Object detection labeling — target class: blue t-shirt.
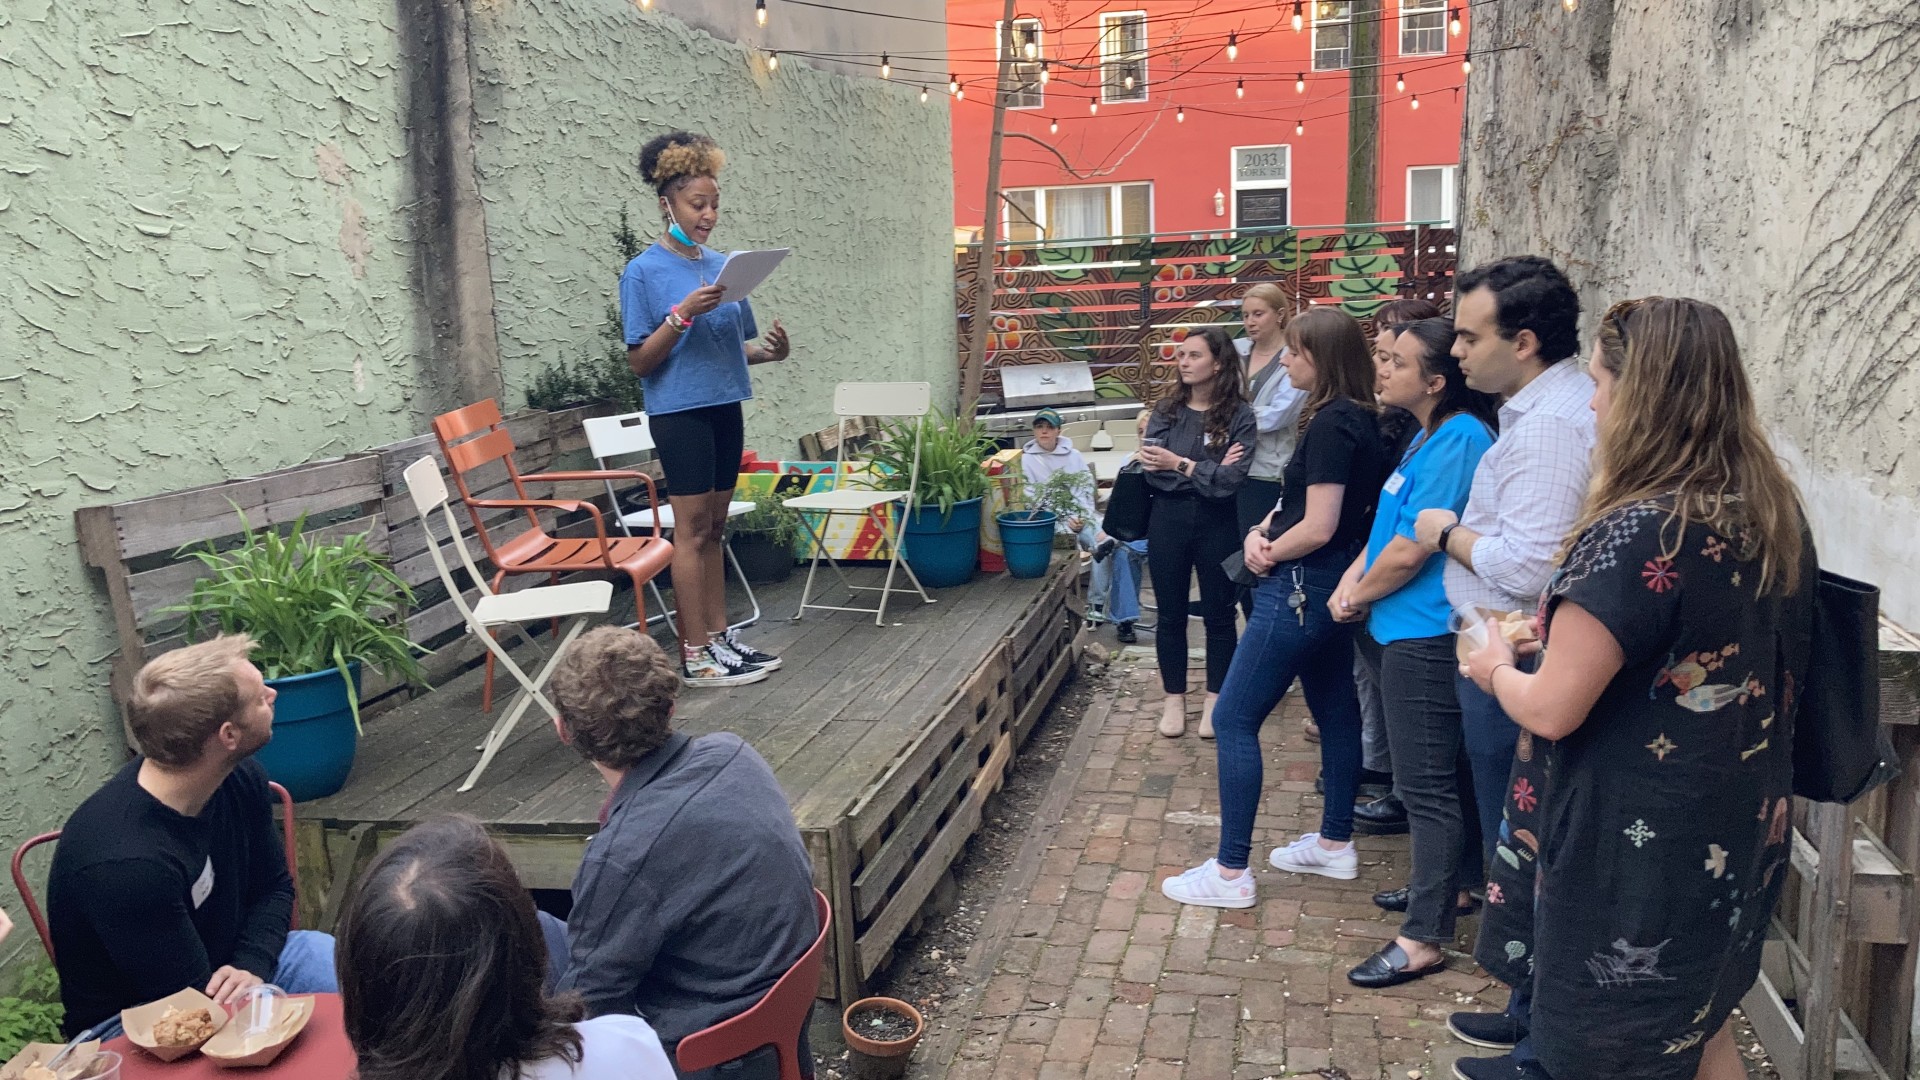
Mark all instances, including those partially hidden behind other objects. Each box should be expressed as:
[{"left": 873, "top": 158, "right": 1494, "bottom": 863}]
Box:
[
  {"left": 619, "top": 243, "right": 758, "bottom": 416},
  {"left": 1363, "top": 412, "right": 1495, "bottom": 644}
]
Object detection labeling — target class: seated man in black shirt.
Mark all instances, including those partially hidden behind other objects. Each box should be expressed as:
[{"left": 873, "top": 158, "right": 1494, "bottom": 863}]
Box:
[
  {"left": 541, "top": 627, "right": 819, "bottom": 1079},
  {"left": 48, "top": 634, "right": 338, "bottom": 1039}
]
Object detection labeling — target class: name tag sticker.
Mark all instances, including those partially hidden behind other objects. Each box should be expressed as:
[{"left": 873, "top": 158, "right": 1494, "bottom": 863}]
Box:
[
  {"left": 1383, "top": 472, "right": 1407, "bottom": 495},
  {"left": 191, "top": 857, "right": 214, "bottom": 909}
]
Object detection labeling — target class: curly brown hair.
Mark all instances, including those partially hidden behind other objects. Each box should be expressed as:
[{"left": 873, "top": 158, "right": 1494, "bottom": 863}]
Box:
[
  {"left": 637, "top": 130, "right": 726, "bottom": 196},
  {"left": 549, "top": 627, "right": 680, "bottom": 768}
]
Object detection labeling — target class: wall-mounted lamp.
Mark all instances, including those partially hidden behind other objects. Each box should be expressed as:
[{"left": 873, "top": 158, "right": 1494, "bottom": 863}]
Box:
[{"left": 1213, "top": 189, "right": 1226, "bottom": 217}]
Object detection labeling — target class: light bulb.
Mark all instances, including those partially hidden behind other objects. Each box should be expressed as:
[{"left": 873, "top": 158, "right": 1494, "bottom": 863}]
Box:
[
  {"left": 1124, "top": 73, "right": 1134, "bottom": 90},
  {"left": 638, "top": 0, "right": 651, "bottom": 8},
  {"left": 1395, "top": 72, "right": 1405, "bottom": 93},
  {"left": 1236, "top": 79, "right": 1245, "bottom": 100},
  {"left": 1411, "top": 93, "right": 1420, "bottom": 110},
  {"left": 956, "top": 85, "right": 964, "bottom": 100},
  {"left": 1295, "top": 72, "right": 1305, "bottom": 93},
  {"left": 1562, "top": 0, "right": 1577, "bottom": 10},
  {"left": 1449, "top": 6, "right": 1462, "bottom": 35},
  {"left": 1049, "top": 118, "right": 1058, "bottom": 134},
  {"left": 1176, "top": 105, "right": 1185, "bottom": 122},
  {"left": 1089, "top": 100, "right": 1098, "bottom": 115},
  {"left": 1295, "top": 120, "right": 1305, "bottom": 135},
  {"left": 1292, "top": 2, "right": 1303, "bottom": 32},
  {"left": 1023, "top": 39, "right": 1037, "bottom": 60},
  {"left": 881, "top": 54, "right": 890, "bottom": 79},
  {"left": 920, "top": 85, "right": 928, "bottom": 103},
  {"left": 1039, "top": 60, "right": 1049, "bottom": 84},
  {"left": 1226, "top": 32, "right": 1238, "bottom": 61},
  {"left": 1461, "top": 58, "right": 1471, "bottom": 74},
  {"left": 755, "top": 0, "right": 767, "bottom": 27},
  {"left": 949, "top": 74, "right": 959, "bottom": 94},
  {"left": 766, "top": 51, "right": 778, "bottom": 71}
]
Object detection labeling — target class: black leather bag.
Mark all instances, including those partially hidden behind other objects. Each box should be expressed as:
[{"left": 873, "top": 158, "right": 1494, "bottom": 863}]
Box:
[
  {"left": 1792, "top": 569, "right": 1899, "bottom": 803},
  {"left": 1101, "top": 461, "right": 1153, "bottom": 542}
]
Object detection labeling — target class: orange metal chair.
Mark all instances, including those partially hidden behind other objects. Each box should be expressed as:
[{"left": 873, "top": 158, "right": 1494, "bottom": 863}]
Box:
[
  {"left": 430, "top": 400, "right": 674, "bottom": 712},
  {"left": 12, "top": 781, "right": 300, "bottom": 962},
  {"left": 675, "top": 889, "right": 832, "bottom": 1080}
]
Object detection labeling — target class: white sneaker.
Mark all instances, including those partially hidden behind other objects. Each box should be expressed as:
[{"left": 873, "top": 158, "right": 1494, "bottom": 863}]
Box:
[
  {"left": 1160, "top": 859, "right": 1257, "bottom": 909},
  {"left": 1268, "top": 833, "right": 1359, "bottom": 880}
]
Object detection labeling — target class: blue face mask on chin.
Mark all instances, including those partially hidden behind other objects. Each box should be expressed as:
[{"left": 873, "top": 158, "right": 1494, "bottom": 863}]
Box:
[{"left": 668, "top": 220, "right": 694, "bottom": 247}]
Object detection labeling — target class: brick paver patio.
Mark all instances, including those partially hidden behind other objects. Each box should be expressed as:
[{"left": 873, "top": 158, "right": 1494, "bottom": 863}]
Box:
[{"left": 935, "top": 650, "right": 1510, "bottom": 1080}]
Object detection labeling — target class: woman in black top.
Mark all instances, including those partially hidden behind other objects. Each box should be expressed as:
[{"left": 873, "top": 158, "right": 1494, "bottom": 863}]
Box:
[
  {"left": 1136, "top": 327, "right": 1257, "bottom": 739},
  {"left": 1160, "top": 309, "right": 1392, "bottom": 910}
]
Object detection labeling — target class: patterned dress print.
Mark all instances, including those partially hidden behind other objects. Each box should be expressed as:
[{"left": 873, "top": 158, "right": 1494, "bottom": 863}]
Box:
[{"left": 1524, "top": 500, "right": 1814, "bottom": 1079}]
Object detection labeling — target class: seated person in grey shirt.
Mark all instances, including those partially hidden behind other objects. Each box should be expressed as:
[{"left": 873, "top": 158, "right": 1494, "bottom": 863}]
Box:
[{"left": 541, "top": 626, "right": 819, "bottom": 1079}]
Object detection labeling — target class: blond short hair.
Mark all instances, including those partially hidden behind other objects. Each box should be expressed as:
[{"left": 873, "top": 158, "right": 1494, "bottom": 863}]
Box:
[
  {"left": 549, "top": 628, "right": 680, "bottom": 769},
  {"left": 128, "top": 634, "right": 257, "bottom": 767}
]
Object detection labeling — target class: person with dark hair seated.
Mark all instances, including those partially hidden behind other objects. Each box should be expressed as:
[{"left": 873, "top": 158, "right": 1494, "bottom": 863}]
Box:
[
  {"left": 544, "top": 626, "right": 819, "bottom": 1080},
  {"left": 337, "top": 814, "right": 675, "bottom": 1080}
]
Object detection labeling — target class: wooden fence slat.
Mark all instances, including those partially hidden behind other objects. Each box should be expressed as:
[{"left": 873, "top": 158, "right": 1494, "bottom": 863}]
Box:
[{"left": 126, "top": 513, "right": 389, "bottom": 631}]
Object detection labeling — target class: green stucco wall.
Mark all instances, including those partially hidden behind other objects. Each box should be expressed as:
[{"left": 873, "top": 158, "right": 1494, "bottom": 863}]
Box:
[
  {"left": 466, "top": 0, "right": 959, "bottom": 449},
  {"left": 0, "top": 0, "right": 953, "bottom": 966}
]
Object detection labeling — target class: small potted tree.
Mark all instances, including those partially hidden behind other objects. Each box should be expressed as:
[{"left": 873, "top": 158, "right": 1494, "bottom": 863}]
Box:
[
  {"left": 168, "top": 511, "right": 425, "bottom": 801},
  {"left": 995, "top": 468, "right": 1093, "bottom": 579},
  {"left": 728, "top": 493, "right": 802, "bottom": 585},
  {"left": 870, "top": 409, "right": 997, "bottom": 588},
  {"left": 841, "top": 996, "right": 924, "bottom": 1080}
]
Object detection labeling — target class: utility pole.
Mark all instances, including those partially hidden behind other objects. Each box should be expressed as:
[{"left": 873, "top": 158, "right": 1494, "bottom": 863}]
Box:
[
  {"left": 1344, "top": 0, "right": 1380, "bottom": 223},
  {"left": 959, "top": 0, "right": 1019, "bottom": 416}
]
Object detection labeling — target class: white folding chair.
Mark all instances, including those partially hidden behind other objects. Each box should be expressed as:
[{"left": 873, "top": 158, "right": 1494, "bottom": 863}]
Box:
[
  {"left": 401, "top": 457, "right": 615, "bottom": 792},
  {"left": 786, "top": 382, "right": 936, "bottom": 626},
  {"left": 579, "top": 412, "right": 761, "bottom": 634}
]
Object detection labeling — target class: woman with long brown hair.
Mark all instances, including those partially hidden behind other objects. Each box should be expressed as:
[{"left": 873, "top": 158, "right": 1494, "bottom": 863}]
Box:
[
  {"left": 1136, "top": 325, "right": 1257, "bottom": 738},
  {"left": 337, "top": 815, "right": 675, "bottom": 1080},
  {"left": 1461, "top": 297, "right": 1813, "bottom": 1080},
  {"left": 1161, "top": 308, "right": 1394, "bottom": 908}
]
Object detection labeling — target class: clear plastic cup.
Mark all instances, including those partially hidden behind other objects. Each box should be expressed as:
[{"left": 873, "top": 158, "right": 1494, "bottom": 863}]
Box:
[
  {"left": 1450, "top": 603, "right": 1494, "bottom": 663},
  {"left": 238, "top": 984, "right": 289, "bottom": 1037},
  {"left": 1140, "top": 436, "right": 1165, "bottom": 449},
  {"left": 72, "top": 1050, "right": 121, "bottom": 1080}
]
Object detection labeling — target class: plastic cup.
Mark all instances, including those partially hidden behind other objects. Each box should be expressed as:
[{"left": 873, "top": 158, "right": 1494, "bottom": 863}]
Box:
[
  {"left": 1141, "top": 436, "right": 1165, "bottom": 449},
  {"left": 74, "top": 1051, "right": 121, "bottom": 1080},
  {"left": 1450, "top": 603, "right": 1496, "bottom": 665},
  {"left": 239, "top": 984, "right": 289, "bottom": 1036}
]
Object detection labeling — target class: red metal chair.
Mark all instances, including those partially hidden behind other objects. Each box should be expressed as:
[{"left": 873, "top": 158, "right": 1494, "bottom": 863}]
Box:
[
  {"left": 430, "top": 400, "right": 674, "bottom": 712},
  {"left": 11, "top": 781, "right": 300, "bottom": 961},
  {"left": 675, "top": 889, "right": 832, "bottom": 1080}
]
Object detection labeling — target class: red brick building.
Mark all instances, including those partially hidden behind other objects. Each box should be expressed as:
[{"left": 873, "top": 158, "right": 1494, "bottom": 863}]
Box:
[{"left": 945, "top": 1, "right": 1469, "bottom": 239}]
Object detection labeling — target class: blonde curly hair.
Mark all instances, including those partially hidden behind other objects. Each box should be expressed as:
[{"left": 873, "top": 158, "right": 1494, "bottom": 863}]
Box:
[{"left": 637, "top": 131, "right": 725, "bottom": 195}]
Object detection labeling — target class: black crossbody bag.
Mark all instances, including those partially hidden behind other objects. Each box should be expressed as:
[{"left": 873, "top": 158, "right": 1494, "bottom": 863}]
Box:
[{"left": 1791, "top": 569, "right": 1899, "bottom": 803}]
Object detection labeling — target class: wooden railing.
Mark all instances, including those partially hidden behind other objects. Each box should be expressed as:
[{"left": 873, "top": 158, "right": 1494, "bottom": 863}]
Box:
[{"left": 955, "top": 223, "right": 1458, "bottom": 403}]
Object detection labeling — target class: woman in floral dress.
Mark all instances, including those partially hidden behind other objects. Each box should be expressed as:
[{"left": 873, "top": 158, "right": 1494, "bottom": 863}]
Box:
[{"left": 1463, "top": 297, "right": 1816, "bottom": 1080}]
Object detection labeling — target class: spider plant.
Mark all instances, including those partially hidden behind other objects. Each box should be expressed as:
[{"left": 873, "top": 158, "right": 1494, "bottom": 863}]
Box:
[
  {"left": 166, "top": 509, "right": 426, "bottom": 733},
  {"left": 869, "top": 408, "right": 999, "bottom": 521}
]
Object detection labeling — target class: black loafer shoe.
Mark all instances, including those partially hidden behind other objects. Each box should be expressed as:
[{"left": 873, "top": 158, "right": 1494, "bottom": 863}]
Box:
[
  {"left": 1374, "top": 887, "right": 1482, "bottom": 916},
  {"left": 1115, "top": 621, "right": 1137, "bottom": 644},
  {"left": 1352, "top": 793, "right": 1410, "bottom": 835},
  {"left": 1452, "top": 1053, "right": 1551, "bottom": 1080},
  {"left": 1347, "top": 942, "right": 1445, "bottom": 988},
  {"left": 1093, "top": 538, "right": 1117, "bottom": 562},
  {"left": 1447, "top": 1011, "right": 1528, "bottom": 1050}
]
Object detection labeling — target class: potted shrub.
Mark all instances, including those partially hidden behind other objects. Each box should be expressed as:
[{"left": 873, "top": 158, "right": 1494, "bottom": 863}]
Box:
[
  {"left": 728, "top": 493, "right": 801, "bottom": 585},
  {"left": 870, "top": 408, "right": 997, "bottom": 588},
  {"left": 841, "top": 996, "right": 924, "bottom": 1080},
  {"left": 168, "top": 511, "right": 425, "bottom": 801},
  {"left": 995, "top": 469, "right": 1089, "bottom": 579}
]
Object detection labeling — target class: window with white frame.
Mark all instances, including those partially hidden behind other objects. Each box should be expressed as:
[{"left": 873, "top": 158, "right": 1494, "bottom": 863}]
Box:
[
  {"left": 1407, "top": 165, "right": 1457, "bottom": 226},
  {"left": 1004, "top": 182, "right": 1152, "bottom": 242},
  {"left": 997, "top": 18, "right": 1045, "bottom": 109},
  {"left": 1099, "top": 12, "right": 1148, "bottom": 102},
  {"left": 1399, "top": 0, "right": 1447, "bottom": 55},
  {"left": 1312, "top": 2, "right": 1352, "bottom": 71}
]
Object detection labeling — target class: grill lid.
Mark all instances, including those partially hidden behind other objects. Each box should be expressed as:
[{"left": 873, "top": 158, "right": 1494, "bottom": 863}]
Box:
[{"left": 999, "top": 362, "right": 1097, "bottom": 409}]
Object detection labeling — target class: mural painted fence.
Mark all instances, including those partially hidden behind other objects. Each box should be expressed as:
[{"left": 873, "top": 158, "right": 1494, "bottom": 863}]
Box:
[{"left": 955, "top": 223, "right": 1458, "bottom": 403}]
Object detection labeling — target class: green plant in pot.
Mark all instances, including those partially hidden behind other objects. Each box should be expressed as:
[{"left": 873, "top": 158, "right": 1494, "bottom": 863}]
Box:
[
  {"left": 869, "top": 409, "right": 998, "bottom": 588},
  {"left": 996, "top": 464, "right": 1091, "bottom": 578},
  {"left": 729, "top": 492, "right": 803, "bottom": 585},
  {"left": 167, "top": 510, "right": 425, "bottom": 801}
]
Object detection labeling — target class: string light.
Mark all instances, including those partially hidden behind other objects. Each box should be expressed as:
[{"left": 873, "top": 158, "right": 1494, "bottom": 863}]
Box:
[
  {"left": 956, "top": 83, "right": 964, "bottom": 100},
  {"left": 1226, "top": 32, "right": 1238, "bottom": 61},
  {"left": 1295, "top": 119, "right": 1305, "bottom": 135},
  {"left": 1049, "top": 117, "right": 1058, "bottom": 134},
  {"left": 1292, "top": 2, "right": 1304, "bottom": 32},
  {"left": 1176, "top": 104, "right": 1185, "bottom": 122},
  {"left": 1089, "top": 100, "right": 1098, "bottom": 115},
  {"left": 880, "top": 53, "right": 890, "bottom": 79},
  {"left": 920, "top": 85, "right": 928, "bottom": 103},
  {"left": 1236, "top": 79, "right": 1245, "bottom": 99},
  {"left": 1395, "top": 72, "right": 1405, "bottom": 92},
  {"left": 1562, "top": 0, "right": 1577, "bottom": 9},
  {"left": 949, "top": 73, "right": 959, "bottom": 95},
  {"left": 766, "top": 50, "right": 778, "bottom": 71},
  {"left": 1449, "top": 6, "right": 1462, "bottom": 35},
  {"left": 1410, "top": 93, "right": 1420, "bottom": 110},
  {"left": 1295, "top": 72, "right": 1305, "bottom": 93},
  {"left": 1461, "top": 58, "right": 1471, "bottom": 74},
  {"left": 1022, "top": 38, "right": 1037, "bottom": 60},
  {"left": 637, "top": 0, "right": 651, "bottom": 8},
  {"left": 1124, "top": 73, "right": 1135, "bottom": 90},
  {"left": 755, "top": 0, "right": 766, "bottom": 27},
  {"left": 1039, "top": 60, "right": 1049, "bottom": 84}
]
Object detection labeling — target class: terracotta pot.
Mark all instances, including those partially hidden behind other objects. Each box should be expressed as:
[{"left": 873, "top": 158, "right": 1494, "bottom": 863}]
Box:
[{"left": 841, "top": 997, "right": 924, "bottom": 1080}]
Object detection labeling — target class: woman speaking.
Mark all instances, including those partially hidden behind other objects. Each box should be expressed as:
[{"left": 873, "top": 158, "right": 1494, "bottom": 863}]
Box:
[{"left": 622, "top": 131, "right": 790, "bottom": 688}]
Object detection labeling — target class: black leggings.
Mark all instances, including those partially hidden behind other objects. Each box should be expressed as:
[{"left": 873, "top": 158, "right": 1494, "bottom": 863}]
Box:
[
  {"left": 651, "top": 401, "right": 746, "bottom": 497},
  {"left": 1147, "top": 495, "right": 1242, "bottom": 694}
]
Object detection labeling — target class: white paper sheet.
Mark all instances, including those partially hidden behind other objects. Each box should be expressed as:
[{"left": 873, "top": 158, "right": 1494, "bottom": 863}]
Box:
[{"left": 713, "top": 247, "right": 790, "bottom": 300}]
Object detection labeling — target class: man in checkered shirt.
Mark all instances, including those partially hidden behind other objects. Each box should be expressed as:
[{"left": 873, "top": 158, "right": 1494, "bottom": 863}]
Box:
[{"left": 1412, "top": 256, "right": 1594, "bottom": 1080}]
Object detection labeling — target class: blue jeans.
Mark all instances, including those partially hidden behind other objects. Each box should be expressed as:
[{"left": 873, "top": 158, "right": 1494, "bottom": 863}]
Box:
[
  {"left": 1072, "top": 523, "right": 1113, "bottom": 618},
  {"left": 1212, "top": 565, "right": 1364, "bottom": 868},
  {"left": 1106, "top": 540, "right": 1147, "bottom": 623},
  {"left": 78, "top": 931, "right": 338, "bottom": 1042},
  {"left": 1456, "top": 672, "right": 1522, "bottom": 867}
]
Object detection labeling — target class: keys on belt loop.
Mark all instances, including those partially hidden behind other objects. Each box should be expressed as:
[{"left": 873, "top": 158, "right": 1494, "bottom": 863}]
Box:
[{"left": 1287, "top": 566, "right": 1307, "bottom": 625}]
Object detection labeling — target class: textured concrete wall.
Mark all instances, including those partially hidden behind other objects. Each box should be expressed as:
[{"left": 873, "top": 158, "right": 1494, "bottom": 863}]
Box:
[
  {"left": 1460, "top": 0, "right": 1920, "bottom": 629},
  {"left": 467, "top": 0, "right": 958, "bottom": 450}
]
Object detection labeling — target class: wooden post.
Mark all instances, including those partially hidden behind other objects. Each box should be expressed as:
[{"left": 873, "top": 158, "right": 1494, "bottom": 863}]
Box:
[
  {"left": 959, "top": 0, "right": 1020, "bottom": 416},
  {"left": 1344, "top": 0, "right": 1381, "bottom": 224}
]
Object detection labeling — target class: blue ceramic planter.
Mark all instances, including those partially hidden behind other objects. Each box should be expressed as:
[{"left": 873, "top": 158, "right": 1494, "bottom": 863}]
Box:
[
  {"left": 996, "top": 511, "right": 1058, "bottom": 579},
  {"left": 901, "top": 497, "right": 982, "bottom": 589},
  {"left": 256, "top": 664, "right": 362, "bottom": 802}
]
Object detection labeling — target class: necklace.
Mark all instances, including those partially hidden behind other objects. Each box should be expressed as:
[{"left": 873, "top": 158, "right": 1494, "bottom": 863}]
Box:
[{"left": 663, "top": 235, "right": 711, "bottom": 285}]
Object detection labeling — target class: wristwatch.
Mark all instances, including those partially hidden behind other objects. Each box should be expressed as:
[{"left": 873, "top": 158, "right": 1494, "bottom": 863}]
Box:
[{"left": 1437, "top": 523, "right": 1459, "bottom": 556}]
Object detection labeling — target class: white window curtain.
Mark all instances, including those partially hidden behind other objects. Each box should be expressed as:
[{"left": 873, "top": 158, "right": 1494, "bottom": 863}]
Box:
[{"left": 1049, "top": 187, "right": 1110, "bottom": 240}]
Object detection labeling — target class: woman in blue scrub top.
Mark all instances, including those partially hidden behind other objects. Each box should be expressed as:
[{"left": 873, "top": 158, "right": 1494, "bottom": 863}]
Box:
[
  {"left": 623, "top": 131, "right": 790, "bottom": 688},
  {"left": 1329, "top": 318, "right": 1499, "bottom": 989}
]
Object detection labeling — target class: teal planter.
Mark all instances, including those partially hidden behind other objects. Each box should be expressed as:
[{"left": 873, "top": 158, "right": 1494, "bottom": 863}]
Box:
[
  {"left": 257, "top": 664, "right": 362, "bottom": 802},
  {"left": 996, "top": 511, "right": 1058, "bottom": 579},
  {"left": 901, "top": 497, "right": 982, "bottom": 589}
]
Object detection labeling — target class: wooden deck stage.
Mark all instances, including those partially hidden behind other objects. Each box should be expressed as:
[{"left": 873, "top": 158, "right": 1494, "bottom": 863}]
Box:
[{"left": 294, "top": 560, "right": 1080, "bottom": 1002}]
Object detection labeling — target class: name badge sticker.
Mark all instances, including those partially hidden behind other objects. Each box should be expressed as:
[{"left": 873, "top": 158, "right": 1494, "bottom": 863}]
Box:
[
  {"left": 1383, "top": 472, "right": 1407, "bottom": 496},
  {"left": 191, "top": 857, "right": 214, "bottom": 909}
]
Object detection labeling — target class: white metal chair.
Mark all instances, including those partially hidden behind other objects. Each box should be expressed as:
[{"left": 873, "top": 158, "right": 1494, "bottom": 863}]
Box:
[
  {"left": 401, "top": 457, "right": 614, "bottom": 793},
  {"left": 786, "top": 382, "right": 936, "bottom": 626},
  {"left": 580, "top": 411, "right": 761, "bottom": 634}
]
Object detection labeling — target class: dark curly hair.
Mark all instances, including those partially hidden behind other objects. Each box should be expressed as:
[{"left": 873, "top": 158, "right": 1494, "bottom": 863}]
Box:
[
  {"left": 1154, "top": 326, "right": 1249, "bottom": 455},
  {"left": 338, "top": 815, "right": 584, "bottom": 1080},
  {"left": 637, "top": 130, "right": 725, "bottom": 196},
  {"left": 549, "top": 626, "right": 679, "bottom": 769},
  {"left": 1453, "top": 255, "right": 1581, "bottom": 362}
]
